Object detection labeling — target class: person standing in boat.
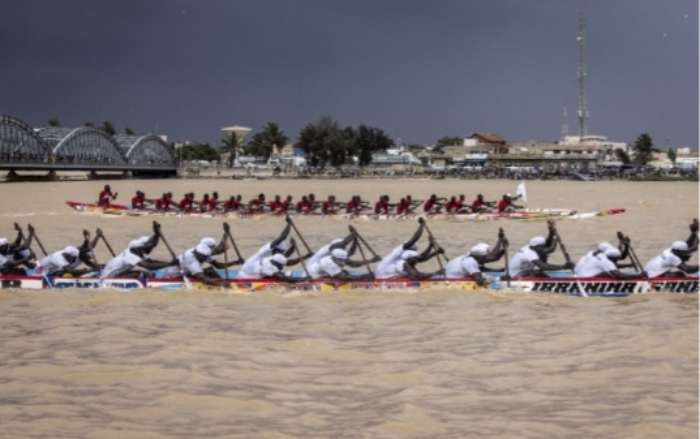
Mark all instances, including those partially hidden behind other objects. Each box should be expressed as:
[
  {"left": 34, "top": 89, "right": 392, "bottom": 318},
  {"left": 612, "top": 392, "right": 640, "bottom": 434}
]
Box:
[
  {"left": 99, "top": 223, "right": 173, "bottom": 278},
  {"left": 375, "top": 219, "right": 445, "bottom": 280}
]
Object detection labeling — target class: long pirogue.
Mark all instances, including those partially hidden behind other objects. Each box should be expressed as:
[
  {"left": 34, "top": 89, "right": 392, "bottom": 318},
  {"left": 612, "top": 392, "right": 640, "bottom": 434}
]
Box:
[
  {"left": 66, "top": 201, "right": 626, "bottom": 222},
  {"left": 2, "top": 273, "right": 697, "bottom": 297}
]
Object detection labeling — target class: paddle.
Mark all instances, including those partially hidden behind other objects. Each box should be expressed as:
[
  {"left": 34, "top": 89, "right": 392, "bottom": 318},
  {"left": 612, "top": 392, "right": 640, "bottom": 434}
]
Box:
[
  {"left": 618, "top": 232, "right": 643, "bottom": 274},
  {"left": 223, "top": 222, "right": 244, "bottom": 261},
  {"left": 549, "top": 220, "right": 572, "bottom": 267},
  {"left": 422, "top": 219, "right": 446, "bottom": 272},
  {"left": 154, "top": 221, "right": 191, "bottom": 289},
  {"left": 352, "top": 226, "right": 380, "bottom": 260},
  {"left": 285, "top": 216, "right": 313, "bottom": 282},
  {"left": 349, "top": 225, "right": 374, "bottom": 277},
  {"left": 500, "top": 227, "right": 510, "bottom": 287},
  {"left": 26, "top": 223, "right": 47, "bottom": 256},
  {"left": 222, "top": 226, "right": 230, "bottom": 281},
  {"left": 96, "top": 228, "right": 116, "bottom": 257}
]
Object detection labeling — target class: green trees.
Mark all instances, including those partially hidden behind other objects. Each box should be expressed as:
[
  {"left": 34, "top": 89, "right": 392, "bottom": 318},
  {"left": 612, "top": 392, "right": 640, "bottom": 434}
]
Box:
[
  {"left": 615, "top": 148, "right": 631, "bottom": 164},
  {"left": 667, "top": 148, "right": 677, "bottom": 166},
  {"left": 434, "top": 136, "right": 463, "bottom": 152},
  {"left": 245, "top": 122, "right": 289, "bottom": 159},
  {"left": 632, "top": 133, "right": 654, "bottom": 165},
  {"left": 125, "top": 127, "right": 135, "bottom": 135},
  {"left": 47, "top": 118, "right": 60, "bottom": 127},
  {"left": 297, "top": 117, "right": 393, "bottom": 167},
  {"left": 178, "top": 144, "right": 220, "bottom": 162},
  {"left": 221, "top": 132, "right": 242, "bottom": 167},
  {"left": 101, "top": 121, "right": 116, "bottom": 136}
]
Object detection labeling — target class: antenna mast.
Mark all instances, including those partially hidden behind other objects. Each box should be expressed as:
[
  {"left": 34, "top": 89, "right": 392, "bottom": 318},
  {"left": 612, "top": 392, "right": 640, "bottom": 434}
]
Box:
[{"left": 577, "top": 11, "right": 588, "bottom": 141}]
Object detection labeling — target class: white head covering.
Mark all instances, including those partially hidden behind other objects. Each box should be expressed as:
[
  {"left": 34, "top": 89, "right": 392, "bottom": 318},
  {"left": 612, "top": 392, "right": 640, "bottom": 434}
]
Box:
[
  {"left": 604, "top": 247, "right": 621, "bottom": 258},
  {"left": 200, "top": 237, "right": 217, "bottom": 248},
  {"left": 0, "top": 238, "right": 7, "bottom": 246},
  {"left": 597, "top": 242, "right": 614, "bottom": 253},
  {"left": 331, "top": 248, "right": 348, "bottom": 260},
  {"left": 128, "top": 236, "right": 151, "bottom": 249},
  {"left": 275, "top": 240, "right": 290, "bottom": 252},
  {"left": 470, "top": 243, "right": 491, "bottom": 256},
  {"left": 401, "top": 250, "right": 419, "bottom": 260},
  {"left": 671, "top": 241, "right": 689, "bottom": 251},
  {"left": 271, "top": 253, "right": 287, "bottom": 265},
  {"left": 195, "top": 243, "right": 212, "bottom": 256},
  {"left": 529, "top": 236, "right": 546, "bottom": 247},
  {"left": 62, "top": 246, "right": 80, "bottom": 257}
]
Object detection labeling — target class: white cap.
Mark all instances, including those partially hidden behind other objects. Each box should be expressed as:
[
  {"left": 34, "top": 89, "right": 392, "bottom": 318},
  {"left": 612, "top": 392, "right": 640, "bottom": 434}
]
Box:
[
  {"left": 470, "top": 243, "right": 491, "bottom": 256},
  {"left": 671, "top": 241, "right": 689, "bottom": 251},
  {"left": 62, "top": 246, "right": 80, "bottom": 257},
  {"left": 604, "top": 247, "right": 621, "bottom": 258},
  {"left": 529, "top": 236, "right": 546, "bottom": 247},
  {"left": 200, "top": 237, "right": 216, "bottom": 248},
  {"left": 195, "top": 243, "right": 212, "bottom": 256},
  {"left": 331, "top": 248, "right": 348, "bottom": 260},
  {"left": 271, "top": 253, "right": 287, "bottom": 265},
  {"left": 401, "top": 250, "right": 419, "bottom": 260},
  {"left": 506, "top": 193, "right": 512, "bottom": 198},
  {"left": 275, "top": 240, "right": 290, "bottom": 252},
  {"left": 0, "top": 238, "right": 7, "bottom": 246},
  {"left": 128, "top": 236, "right": 150, "bottom": 249},
  {"left": 597, "top": 242, "right": 614, "bottom": 253}
]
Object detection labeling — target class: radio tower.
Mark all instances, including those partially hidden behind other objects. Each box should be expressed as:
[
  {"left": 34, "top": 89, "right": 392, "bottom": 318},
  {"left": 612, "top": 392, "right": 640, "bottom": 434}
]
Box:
[{"left": 576, "top": 11, "right": 589, "bottom": 141}]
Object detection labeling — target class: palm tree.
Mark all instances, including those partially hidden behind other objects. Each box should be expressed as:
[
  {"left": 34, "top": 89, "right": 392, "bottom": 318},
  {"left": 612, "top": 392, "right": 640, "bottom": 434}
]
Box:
[
  {"left": 47, "top": 118, "right": 60, "bottom": 127},
  {"left": 221, "top": 132, "right": 241, "bottom": 167}
]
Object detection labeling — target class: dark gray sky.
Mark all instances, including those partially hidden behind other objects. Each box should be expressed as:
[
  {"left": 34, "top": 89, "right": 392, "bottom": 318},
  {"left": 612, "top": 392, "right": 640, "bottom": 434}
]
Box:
[{"left": 2, "top": 0, "right": 697, "bottom": 147}]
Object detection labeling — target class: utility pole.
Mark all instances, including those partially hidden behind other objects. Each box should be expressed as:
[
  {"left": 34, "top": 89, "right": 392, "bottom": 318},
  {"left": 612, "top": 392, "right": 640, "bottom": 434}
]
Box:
[
  {"left": 561, "top": 106, "right": 569, "bottom": 142},
  {"left": 577, "top": 11, "right": 588, "bottom": 142}
]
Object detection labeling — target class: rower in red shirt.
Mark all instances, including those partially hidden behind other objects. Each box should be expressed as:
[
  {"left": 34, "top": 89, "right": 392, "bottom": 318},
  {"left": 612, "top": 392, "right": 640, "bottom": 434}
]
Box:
[
  {"left": 248, "top": 193, "right": 266, "bottom": 214},
  {"left": 280, "top": 195, "right": 293, "bottom": 214},
  {"left": 208, "top": 192, "right": 220, "bottom": 212},
  {"left": 268, "top": 195, "right": 284, "bottom": 214},
  {"left": 470, "top": 194, "right": 494, "bottom": 213},
  {"left": 322, "top": 195, "right": 338, "bottom": 215},
  {"left": 423, "top": 194, "right": 443, "bottom": 214},
  {"left": 307, "top": 193, "right": 318, "bottom": 213},
  {"left": 97, "top": 185, "right": 117, "bottom": 207},
  {"left": 131, "top": 190, "right": 146, "bottom": 210},
  {"left": 296, "top": 196, "right": 312, "bottom": 214},
  {"left": 223, "top": 195, "right": 242, "bottom": 212},
  {"left": 395, "top": 198, "right": 409, "bottom": 216},
  {"left": 444, "top": 196, "right": 459, "bottom": 213},
  {"left": 155, "top": 192, "right": 175, "bottom": 211},
  {"left": 179, "top": 193, "right": 195, "bottom": 212},
  {"left": 374, "top": 195, "right": 390, "bottom": 215},
  {"left": 200, "top": 193, "right": 211, "bottom": 212},
  {"left": 496, "top": 194, "right": 523, "bottom": 213}
]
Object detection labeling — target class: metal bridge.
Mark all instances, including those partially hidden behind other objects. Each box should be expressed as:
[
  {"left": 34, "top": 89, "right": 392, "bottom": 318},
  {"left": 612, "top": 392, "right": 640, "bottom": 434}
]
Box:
[{"left": 0, "top": 114, "right": 177, "bottom": 173}]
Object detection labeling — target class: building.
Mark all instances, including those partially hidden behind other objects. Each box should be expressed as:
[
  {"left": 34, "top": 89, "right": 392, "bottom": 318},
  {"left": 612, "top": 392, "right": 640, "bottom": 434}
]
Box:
[{"left": 463, "top": 132, "right": 509, "bottom": 154}]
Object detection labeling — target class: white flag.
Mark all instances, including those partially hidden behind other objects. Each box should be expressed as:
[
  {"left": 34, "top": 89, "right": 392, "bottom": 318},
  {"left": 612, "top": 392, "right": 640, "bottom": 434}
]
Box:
[{"left": 516, "top": 182, "right": 527, "bottom": 204}]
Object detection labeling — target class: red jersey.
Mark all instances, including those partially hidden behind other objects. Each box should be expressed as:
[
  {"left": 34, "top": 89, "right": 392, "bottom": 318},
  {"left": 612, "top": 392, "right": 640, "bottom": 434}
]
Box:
[
  {"left": 322, "top": 201, "right": 337, "bottom": 215},
  {"left": 98, "top": 190, "right": 113, "bottom": 206},
  {"left": 374, "top": 200, "right": 389, "bottom": 215},
  {"left": 131, "top": 195, "right": 145, "bottom": 209},
  {"left": 423, "top": 199, "right": 435, "bottom": 213},
  {"left": 497, "top": 199, "right": 510, "bottom": 213},
  {"left": 345, "top": 199, "right": 358, "bottom": 214},
  {"left": 396, "top": 200, "right": 409, "bottom": 215},
  {"left": 296, "top": 200, "right": 312, "bottom": 213},
  {"left": 208, "top": 199, "right": 218, "bottom": 211},
  {"left": 269, "top": 200, "right": 283, "bottom": 212},
  {"left": 445, "top": 199, "right": 461, "bottom": 213},
  {"left": 179, "top": 198, "right": 193, "bottom": 212},
  {"left": 224, "top": 199, "right": 240, "bottom": 211},
  {"left": 471, "top": 198, "right": 485, "bottom": 211},
  {"left": 155, "top": 197, "right": 171, "bottom": 211}
]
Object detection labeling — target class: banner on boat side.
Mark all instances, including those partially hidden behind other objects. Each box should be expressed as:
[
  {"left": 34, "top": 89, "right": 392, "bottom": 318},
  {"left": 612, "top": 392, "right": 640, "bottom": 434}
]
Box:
[
  {"left": 51, "top": 278, "right": 145, "bottom": 289},
  {"left": 514, "top": 278, "right": 698, "bottom": 296}
]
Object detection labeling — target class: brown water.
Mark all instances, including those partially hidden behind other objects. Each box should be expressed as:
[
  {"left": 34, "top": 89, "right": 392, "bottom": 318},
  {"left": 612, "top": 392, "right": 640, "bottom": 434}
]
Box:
[{"left": 0, "top": 179, "right": 698, "bottom": 438}]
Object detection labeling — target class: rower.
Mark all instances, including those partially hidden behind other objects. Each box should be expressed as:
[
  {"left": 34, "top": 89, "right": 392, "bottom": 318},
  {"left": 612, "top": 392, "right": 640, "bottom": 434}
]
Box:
[
  {"left": 497, "top": 193, "right": 523, "bottom": 213},
  {"left": 209, "top": 192, "right": 220, "bottom": 211},
  {"left": 131, "top": 191, "right": 147, "bottom": 210},
  {"left": 162, "top": 237, "right": 243, "bottom": 285},
  {"left": 223, "top": 195, "right": 242, "bottom": 212},
  {"left": 444, "top": 196, "right": 464, "bottom": 214},
  {"left": 423, "top": 194, "right": 444, "bottom": 214},
  {"left": 0, "top": 224, "right": 36, "bottom": 275},
  {"left": 200, "top": 193, "right": 211, "bottom": 212},
  {"left": 308, "top": 193, "right": 318, "bottom": 212},
  {"left": 155, "top": 192, "right": 176, "bottom": 211},
  {"left": 237, "top": 216, "right": 306, "bottom": 278},
  {"left": 445, "top": 230, "right": 508, "bottom": 286},
  {"left": 644, "top": 241, "right": 698, "bottom": 278},
  {"left": 470, "top": 194, "right": 493, "bottom": 213},
  {"left": 374, "top": 195, "right": 390, "bottom": 215},
  {"left": 322, "top": 195, "right": 338, "bottom": 215},
  {"left": 269, "top": 195, "right": 284, "bottom": 214},
  {"left": 35, "top": 246, "right": 81, "bottom": 277},
  {"left": 306, "top": 228, "right": 378, "bottom": 280},
  {"left": 574, "top": 242, "right": 641, "bottom": 279},
  {"left": 280, "top": 195, "right": 293, "bottom": 214},
  {"left": 179, "top": 193, "right": 195, "bottom": 212},
  {"left": 508, "top": 235, "right": 574, "bottom": 278},
  {"left": 345, "top": 196, "right": 360, "bottom": 214},
  {"left": 98, "top": 184, "right": 118, "bottom": 207},
  {"left": 296, "top": 195, "right": 312, "bottom": 214},
  {"left": 99, "top": 223, "right": 172, "bottom": 278},
  {"left": 375, "top": 219, "right": 445, "bottom": 280},
  {"left": 395, "top": 198, "right": 410, "bottom": 216}
]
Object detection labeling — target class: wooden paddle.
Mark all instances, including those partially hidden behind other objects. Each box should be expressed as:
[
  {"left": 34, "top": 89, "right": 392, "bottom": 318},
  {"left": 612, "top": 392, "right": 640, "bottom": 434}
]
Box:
[
  {"left": 349, "top": 225, "right": 374, "bottom": 277},
  {"left": 549, "top": 221, "right": 572, "bottom": 267},
  {"left": 154, "top": 221, "right": 191, "bottom": 289},
  {"left": 422, "top": 219, "right": 446, "bottom": 271},
  {"left": 26, "top": 223, "right": 47, "bottom": 256},
  {"left": 500, "top": 227, "right": 510, "bottom": 287},
  {"left": 285, "top": 217, "right": 313, "bottom": 282},
  {"left": 96, "top": 228, "right": 116, "bottom": 257},
  {"left": 223, "top": 222, "right": 244, "bottom": 261},
  {"left": 618, "top": 232, "right": 643, "bottom": 273}
]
